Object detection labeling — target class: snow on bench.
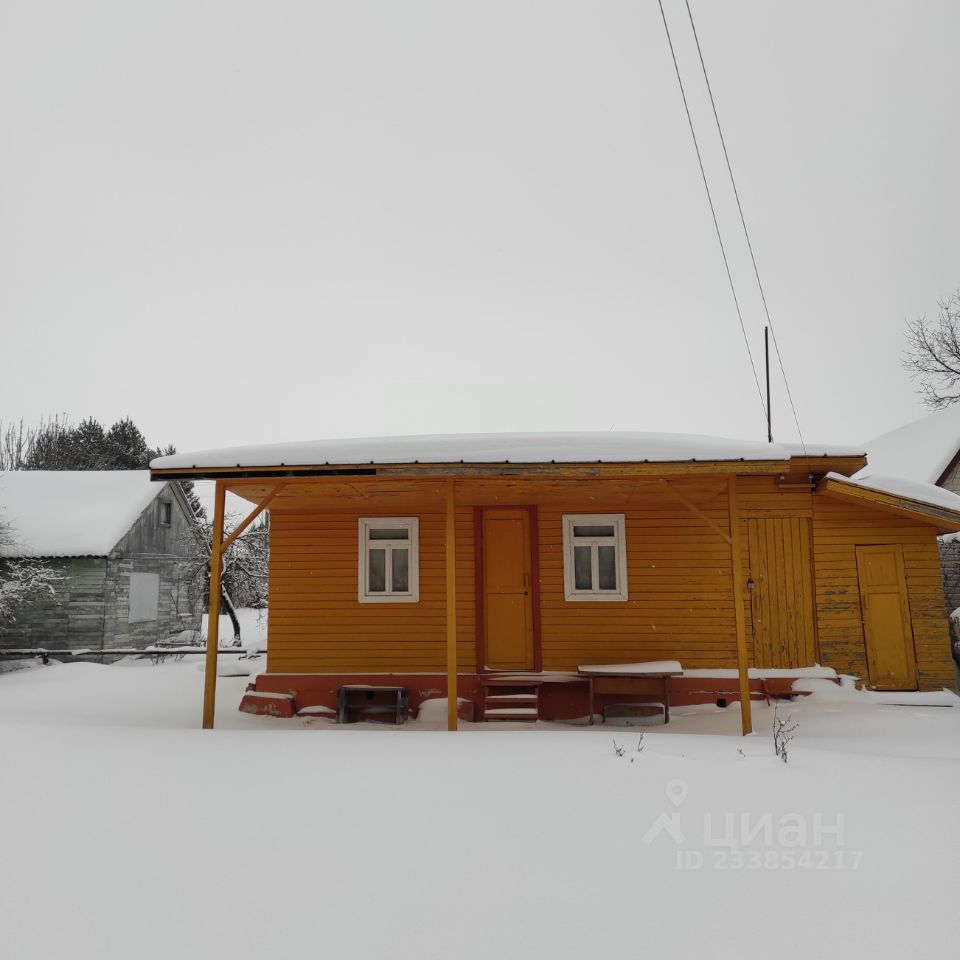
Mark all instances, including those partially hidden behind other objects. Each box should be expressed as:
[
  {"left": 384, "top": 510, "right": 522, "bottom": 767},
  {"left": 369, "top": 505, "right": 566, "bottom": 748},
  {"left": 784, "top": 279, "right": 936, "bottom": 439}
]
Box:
[{"left": 577, "top": 660, "right": 682, "bottom": 675}]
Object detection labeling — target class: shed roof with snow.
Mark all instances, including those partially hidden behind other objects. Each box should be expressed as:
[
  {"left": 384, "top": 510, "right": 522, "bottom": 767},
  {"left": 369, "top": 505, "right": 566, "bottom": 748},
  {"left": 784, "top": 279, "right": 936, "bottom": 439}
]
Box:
[
  {"left": 859, "top": 405, "right": 960, "bottom": 485},
  {"left": 0, "top": 471, "right": 174, "bottom": 558}
]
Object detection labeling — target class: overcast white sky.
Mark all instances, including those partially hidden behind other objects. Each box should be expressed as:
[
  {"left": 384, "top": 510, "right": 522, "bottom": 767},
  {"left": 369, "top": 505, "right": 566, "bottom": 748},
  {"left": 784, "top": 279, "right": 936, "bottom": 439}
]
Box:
[{"left": 2, "top": 0, "right": 959, "bottom": 457}]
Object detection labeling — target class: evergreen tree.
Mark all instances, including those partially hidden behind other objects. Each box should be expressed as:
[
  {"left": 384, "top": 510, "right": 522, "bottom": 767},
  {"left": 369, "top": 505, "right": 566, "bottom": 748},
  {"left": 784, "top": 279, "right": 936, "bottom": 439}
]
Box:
[
  {"left": 70, "top": 417, "right": 109, "bottom": 468},
  {"left": 20, "top": 416, "right": 177, "bottom": 473},
  {"left": 104, "top": 417, "right": 152, "bottom": 469}
]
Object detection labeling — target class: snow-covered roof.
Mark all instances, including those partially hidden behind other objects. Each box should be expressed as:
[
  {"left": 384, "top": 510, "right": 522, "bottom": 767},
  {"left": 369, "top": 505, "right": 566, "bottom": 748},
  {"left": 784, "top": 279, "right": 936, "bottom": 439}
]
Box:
[
  {"left": 150, "top": 431, "right": 865, "bottom": 472},
  {"left": 0, "top": 471, "right": 166, "bottom": 558},
  {"left": 859, "top": 405, "right": 960, "bottom": 485},
  {"left": 823, "top": 471, "right": 960, "bottom": 516}
]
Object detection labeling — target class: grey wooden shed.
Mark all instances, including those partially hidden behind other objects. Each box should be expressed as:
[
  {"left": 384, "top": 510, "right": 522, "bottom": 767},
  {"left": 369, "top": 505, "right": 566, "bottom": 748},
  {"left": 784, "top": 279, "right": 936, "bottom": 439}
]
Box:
[{"left": 0, "top": 471, "right": 202, "bottom": 654}]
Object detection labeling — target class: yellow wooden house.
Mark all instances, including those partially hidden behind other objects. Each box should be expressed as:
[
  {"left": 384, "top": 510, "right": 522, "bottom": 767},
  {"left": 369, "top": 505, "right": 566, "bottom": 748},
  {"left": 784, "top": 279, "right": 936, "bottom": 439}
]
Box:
[{"left": 150, "top": 432, "right": 960, "bottom": 733}]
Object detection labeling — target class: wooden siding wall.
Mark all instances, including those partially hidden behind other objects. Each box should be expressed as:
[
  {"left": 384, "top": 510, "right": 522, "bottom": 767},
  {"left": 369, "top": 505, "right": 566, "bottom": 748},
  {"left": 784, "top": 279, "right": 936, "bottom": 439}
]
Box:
[
  {"left": 105, "top": 485, "right": 202, "bottom": 649},
  {"left": 812, "top": 496, "right": 952, "bottom": 689},
  {"left": 113, "top": 483, "right": 196, "bottom": 557},
  {"left": 0, "top": 557, "right": 108, "bottom": 650},
  {"left": 268, "top": 505, "right": 476, "bottom": 673},
  {"left": 102, "top": 554, "right": 200, "bottom": 649},
  {"left": 263, "top": 475, "right": 955, "bottom": 688},
  {"left": 267, "top": 478, "right": 743, "bottom": 674},
  {"left": 536, "top": 499, "right": 737, "bottom": 670}
]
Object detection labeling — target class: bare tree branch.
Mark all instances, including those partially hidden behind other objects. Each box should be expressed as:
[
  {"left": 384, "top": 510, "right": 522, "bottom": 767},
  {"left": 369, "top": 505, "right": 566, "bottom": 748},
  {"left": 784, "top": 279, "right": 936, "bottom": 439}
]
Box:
[{"left": 903, "top": 291, "right": 960, "bottom": 406}]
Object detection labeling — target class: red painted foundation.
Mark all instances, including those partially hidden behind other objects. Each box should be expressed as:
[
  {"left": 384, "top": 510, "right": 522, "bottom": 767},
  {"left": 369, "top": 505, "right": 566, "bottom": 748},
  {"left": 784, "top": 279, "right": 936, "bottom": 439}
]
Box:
[
  {"left": 240, "top": 672, "right": 826, "bottom": 721},
  {"left": 239, "top": 690, "right": 296, "bottom": 719},
  {"left": 252, "top": 673, "right": 487, "bottom": 720}
]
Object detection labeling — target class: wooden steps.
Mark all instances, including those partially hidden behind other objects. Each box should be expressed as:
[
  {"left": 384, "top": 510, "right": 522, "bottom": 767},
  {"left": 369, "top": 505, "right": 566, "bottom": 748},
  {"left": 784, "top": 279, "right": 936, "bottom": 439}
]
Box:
[{"left": 479, "top": 676, "right": 543, "bottom": 722}]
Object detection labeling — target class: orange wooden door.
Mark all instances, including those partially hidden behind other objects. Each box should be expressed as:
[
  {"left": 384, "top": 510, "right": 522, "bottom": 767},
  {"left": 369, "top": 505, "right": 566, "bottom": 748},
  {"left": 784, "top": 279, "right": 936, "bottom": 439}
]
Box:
[
  {"left": 482, "top": 508, "right": 535, "bottom": 670},
  {"left": 855, "top": 545, "right": 917, "bottom": 690},
  {"left": 747, "top": 518, "right": 817, "bottom": 668}
]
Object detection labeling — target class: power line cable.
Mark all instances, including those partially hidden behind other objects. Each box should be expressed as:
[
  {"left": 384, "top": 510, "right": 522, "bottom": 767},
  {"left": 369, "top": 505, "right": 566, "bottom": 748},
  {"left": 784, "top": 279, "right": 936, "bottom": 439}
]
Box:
[
  {"left": 684, "top": 0, "right": 807, "bottom": 452},
  {"left": 656, "top": 0, "right": 768, "bottom": 425}
]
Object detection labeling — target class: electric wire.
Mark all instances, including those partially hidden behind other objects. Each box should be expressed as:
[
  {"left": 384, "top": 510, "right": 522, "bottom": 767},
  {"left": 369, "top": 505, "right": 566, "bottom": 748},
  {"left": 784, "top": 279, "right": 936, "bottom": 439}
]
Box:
[
  {"left": 684, "top": 0, "right": 807, "bottom": 452},
  {"left": 656, "top": 0, "right": 768, "bottom": 425}
]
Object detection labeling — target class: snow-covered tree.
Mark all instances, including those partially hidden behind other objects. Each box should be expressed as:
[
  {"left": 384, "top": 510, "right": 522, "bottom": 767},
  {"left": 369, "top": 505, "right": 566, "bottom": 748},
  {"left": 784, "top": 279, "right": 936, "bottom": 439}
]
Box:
[
  {"left": 0, "top": 515, "right": 62, "bottom": 629},
  {"left": 177, "top": 513, "right": 268, "bottom": 644}
]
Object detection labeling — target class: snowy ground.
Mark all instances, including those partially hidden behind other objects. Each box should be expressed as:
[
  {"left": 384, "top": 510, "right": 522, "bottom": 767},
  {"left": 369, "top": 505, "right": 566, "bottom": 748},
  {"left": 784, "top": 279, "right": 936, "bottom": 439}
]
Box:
[{"left": 1, "top": 659, "right": 959, "bottom": 960}]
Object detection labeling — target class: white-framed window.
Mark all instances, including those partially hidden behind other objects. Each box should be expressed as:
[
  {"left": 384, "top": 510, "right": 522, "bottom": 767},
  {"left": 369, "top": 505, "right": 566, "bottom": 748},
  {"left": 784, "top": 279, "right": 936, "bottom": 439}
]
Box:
[
  {"left": 562, "top": 514, "right": 628, "bottom": 601},
  {"left": 358, "top": 517, "right": 419, "bottom": 603}
]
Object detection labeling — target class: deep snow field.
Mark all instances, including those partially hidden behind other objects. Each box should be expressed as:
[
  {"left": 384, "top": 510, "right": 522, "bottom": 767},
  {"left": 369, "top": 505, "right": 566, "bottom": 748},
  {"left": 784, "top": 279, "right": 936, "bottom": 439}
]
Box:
[{"left": 1, "top": 653, "right": 959, "bottom": 960}]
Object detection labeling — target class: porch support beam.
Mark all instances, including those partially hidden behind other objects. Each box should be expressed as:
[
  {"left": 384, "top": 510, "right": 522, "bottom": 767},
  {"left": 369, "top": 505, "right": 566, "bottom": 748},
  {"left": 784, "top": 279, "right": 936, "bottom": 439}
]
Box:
[
  {"left": 445, "top": 477, "right": 458, "bottom": 731},
  {"left": 202, "top": 479, "right": 227, "bottom": 730},
  {"left": 727, "top": 475, "right": 753, "bottom": 735},
  {"left": 219, "top": 482, "right": 285, "bottom": 552}
]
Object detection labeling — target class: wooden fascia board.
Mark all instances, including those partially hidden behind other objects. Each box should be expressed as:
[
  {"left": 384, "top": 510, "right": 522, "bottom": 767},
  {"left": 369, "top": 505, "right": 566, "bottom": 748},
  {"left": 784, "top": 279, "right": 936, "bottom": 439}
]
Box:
[
  {"left": 785, "top": 455, "right": 867, "bottom": 476},
  {"left": 816, "top": 477, "right": 960, "bottom": 532},
  {"left": 150, "top": 459, "right": 791, "bottom": 482}
]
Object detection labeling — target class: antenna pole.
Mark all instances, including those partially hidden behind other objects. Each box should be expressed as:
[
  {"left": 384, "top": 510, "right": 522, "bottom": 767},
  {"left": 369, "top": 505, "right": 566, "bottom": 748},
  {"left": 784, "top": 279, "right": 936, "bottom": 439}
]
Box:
[{"left": 765, "top": 326, "right": 772, "bottom": 443}]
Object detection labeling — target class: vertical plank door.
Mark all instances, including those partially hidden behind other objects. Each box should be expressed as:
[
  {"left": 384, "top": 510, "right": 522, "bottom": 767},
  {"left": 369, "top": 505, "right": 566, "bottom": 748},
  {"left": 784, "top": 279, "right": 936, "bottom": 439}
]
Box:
[
  {"left": 855, "top": 544, "right": 917, "bottom": 690},
  {"left": 747, "top": 517, "right": 817, "bottom": 669}
]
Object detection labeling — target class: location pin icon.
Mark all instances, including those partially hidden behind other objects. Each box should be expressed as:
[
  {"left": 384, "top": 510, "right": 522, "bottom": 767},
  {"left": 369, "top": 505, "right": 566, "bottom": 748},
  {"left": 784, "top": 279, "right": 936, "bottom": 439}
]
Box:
[{"left": 665, "top": 779, "right": 689, "bottom": 808}]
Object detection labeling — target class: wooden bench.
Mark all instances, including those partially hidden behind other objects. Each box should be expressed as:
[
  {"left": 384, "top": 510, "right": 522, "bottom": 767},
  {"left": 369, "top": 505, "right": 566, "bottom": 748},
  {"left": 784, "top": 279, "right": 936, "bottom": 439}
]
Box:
[
  {"left": 336, "top": 685, "right": 409, "bottom": 724},
  {"left": 577, "top": 670, "right": 681, "bottom": 725}
]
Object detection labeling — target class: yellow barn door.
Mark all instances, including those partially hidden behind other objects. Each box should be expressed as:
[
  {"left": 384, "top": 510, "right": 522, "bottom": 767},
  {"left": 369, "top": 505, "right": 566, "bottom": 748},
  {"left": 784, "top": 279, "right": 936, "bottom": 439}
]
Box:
[
  {"left": 855, "top": 545, "right": 917, "bottom": 690},
  {"left": 747, "top": 518, "right": 817, "bottom": 669},
  {"left": 482, "top": 508, "right": 535, "bottom": 671}
]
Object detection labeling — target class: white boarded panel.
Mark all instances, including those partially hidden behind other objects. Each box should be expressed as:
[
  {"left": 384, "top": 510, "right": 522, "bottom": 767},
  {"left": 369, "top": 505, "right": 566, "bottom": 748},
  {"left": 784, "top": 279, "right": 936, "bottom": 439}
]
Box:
[{"left": 128, "top": 572, "right": 160, "bottom": 623}]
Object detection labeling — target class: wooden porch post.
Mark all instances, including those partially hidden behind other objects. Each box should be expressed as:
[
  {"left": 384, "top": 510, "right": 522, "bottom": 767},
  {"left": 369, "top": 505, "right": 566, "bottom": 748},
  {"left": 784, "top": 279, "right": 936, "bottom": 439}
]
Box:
[
  {"left": 728, "top": 475, "right": 753, "bottom": 735},
  {"left": 445, "top": 477, "right": 458, "bottom": 731},
  {"left": 202, "top": 479, "right": 226, "bottom": 730}
]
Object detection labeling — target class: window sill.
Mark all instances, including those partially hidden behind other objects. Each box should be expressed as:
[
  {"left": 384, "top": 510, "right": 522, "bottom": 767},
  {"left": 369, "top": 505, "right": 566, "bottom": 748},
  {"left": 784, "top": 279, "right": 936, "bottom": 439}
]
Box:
[
  {"left": 358, "top": 595, "right": 420, "bottom": 604},
  {"left": 563, "top": 592, "right": 629, "bottom": 602}
]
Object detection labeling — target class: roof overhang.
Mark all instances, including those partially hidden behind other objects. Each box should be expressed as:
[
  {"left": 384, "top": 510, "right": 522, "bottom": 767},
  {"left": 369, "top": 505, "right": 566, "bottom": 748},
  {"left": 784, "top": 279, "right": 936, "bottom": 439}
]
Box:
[
  {"left": 150, "top": 459, "right": 797, "bottom": 483},
  {"left": 816, "top": 474, "right": 960, "bottom": 532},
  {"left": 787, "top": 454, "right": 866, "bottom": 476}
]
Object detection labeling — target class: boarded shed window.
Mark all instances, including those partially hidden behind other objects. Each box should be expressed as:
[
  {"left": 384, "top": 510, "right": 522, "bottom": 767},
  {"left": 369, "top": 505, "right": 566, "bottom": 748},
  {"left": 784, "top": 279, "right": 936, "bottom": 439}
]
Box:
[
  {"left": 128, "top": 572, "right": 160, "bottom": 622},
  {"left": 562, "top": 514, "right": 628, "bottom": 601},
  {"left": 158, "top": 501, "right": 173, "bottom": 526},
  {"left": 358, "top": 518, "right": 419, "bottom": 603}
]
